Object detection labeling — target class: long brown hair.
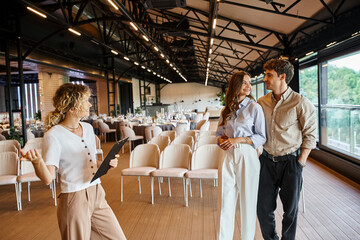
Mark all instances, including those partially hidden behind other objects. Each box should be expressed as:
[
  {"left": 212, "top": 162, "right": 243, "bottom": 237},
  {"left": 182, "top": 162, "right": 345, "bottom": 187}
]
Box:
[
  {"left": 219, "top": 71, "right": 255, "bottom": 126},
  {"left": 45, "top": 83, "right": 91, "bottom": 130}
]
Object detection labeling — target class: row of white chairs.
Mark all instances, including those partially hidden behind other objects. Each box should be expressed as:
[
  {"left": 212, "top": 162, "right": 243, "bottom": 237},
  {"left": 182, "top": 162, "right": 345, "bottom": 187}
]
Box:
[
  {"left": 0, "top": 138, "right": 57, "bottom": 211},
  {"left": 121, "top": 143, "right": 225, "bottom": 207}
]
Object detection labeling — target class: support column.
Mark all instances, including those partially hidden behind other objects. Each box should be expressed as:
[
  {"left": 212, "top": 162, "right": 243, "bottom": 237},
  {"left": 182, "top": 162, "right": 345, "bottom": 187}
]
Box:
[{"left": 5, "top": 40, "right": 14, "bottom": 126}]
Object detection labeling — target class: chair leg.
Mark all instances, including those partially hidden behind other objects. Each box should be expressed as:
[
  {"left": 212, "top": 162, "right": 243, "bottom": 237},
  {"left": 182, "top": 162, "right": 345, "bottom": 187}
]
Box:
[
  {"left": 28, "top": 182, "right": 31, "bottom": 201},
  {"left": 18, "top": 183, "right": 22, "bottom": 211},
  {"left": 129, "top": 141, "right": 132, "bottom": 153},
  {"left": 138, "top": 176, "right": 141, "bottom": 194},
  {"left": 302, "top": 177, "right": 305, "bottom": 213},
  {"left": 168, "top": 177, "right": 171, "bottom": 197},
  {"left": 185, "top": 178, "right": 188, "bottom": 206},
  {"left": 183, "top": 178, "right": 186, "bottom": 207},
  {"left": 158, "top": 177, "right": 162, "bottom": 196},
  {"left": 121, "top": 175, "right": 123, "bottom": 202},
  {"left": 200, "top": 179, "right": 203, "bottom": 198},
  {"left": 189, "top": 179, "right": 192, "bottom": 197},
  {"left": 52, "top": 179, "right": 57, "bottom": 206},
  {"left": 151, "top": 177, "right": 154, "bottom": 204},
  {"left": 15, "top": 183, "right": 20, "bottom": 211}
]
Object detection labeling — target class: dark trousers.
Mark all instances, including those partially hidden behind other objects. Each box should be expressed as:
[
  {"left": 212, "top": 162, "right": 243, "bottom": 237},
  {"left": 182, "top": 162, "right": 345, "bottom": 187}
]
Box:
[{"left": 257, "top": 154, "right": 303, "bottom": 240}]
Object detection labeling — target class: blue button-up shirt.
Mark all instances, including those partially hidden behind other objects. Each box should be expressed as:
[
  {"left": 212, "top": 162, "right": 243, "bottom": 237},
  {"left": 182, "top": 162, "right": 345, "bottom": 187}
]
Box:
[{"left": 216, "top": 97, "right": 266, "bottom": 149}]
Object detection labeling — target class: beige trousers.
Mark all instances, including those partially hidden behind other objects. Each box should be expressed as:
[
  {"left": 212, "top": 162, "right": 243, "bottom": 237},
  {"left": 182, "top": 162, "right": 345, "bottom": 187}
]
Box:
[
  {"left": 57, "top": 184, "right": 126, "bottom": 240},
  {"left": 216, "top": 144, "right": 260, "bottom": 240}
]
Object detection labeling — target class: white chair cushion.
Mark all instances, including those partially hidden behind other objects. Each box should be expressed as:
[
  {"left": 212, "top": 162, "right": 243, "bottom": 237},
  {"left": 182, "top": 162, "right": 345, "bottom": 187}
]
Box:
[
  {"left": 151, "top": 168, "right": 188, "bottom": 177},
  {"left": 0, "top": 175, "right": 17, "bottom": 185},
  {"left": 185, "top": 169, "right": 218, "bottom": 179},
  {"left": 17, "top": 173, "right": 40, "bottom": 183},
  {"left": 122, "top": 167, "right": 156, "bottom": 176}
]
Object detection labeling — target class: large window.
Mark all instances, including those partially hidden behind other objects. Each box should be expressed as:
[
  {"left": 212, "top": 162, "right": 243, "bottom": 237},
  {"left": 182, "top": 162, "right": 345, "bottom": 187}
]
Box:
[
  {"left": 300, "top": 49, "right": 360, "bottom": 160},
  {"left": 320, "top": 51, "right": 360, "bottom": 158}
]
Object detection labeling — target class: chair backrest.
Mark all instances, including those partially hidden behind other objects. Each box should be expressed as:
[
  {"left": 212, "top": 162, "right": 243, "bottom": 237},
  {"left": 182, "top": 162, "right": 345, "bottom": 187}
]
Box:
[
  {"left": 0, "top": 144, "right": 18, "bottom": 154},
  {"left": 203, "top": 112, "right": 210, "bottom": 121},
  {"left": 120, "top": 126, "right": 136, "bottom": 139},
  {"left": 199, "top": 130, "right": 216, "bottom": 138},
  {"left": 172, "top": 135, "right": 194, "bottom": 149},
  {"left": 160, "top": 144, "right": 192, "bottom": 169},
  {"left": 149, "top": 135, "right": 171, "bottom": 152},
  {"left": 160, "top": 130, "right": 176, "bottom": 142},
  {"left": 99, "top": 122, "right": 110, "bottom": 132},
  {"left": 120, "top": 121, "right": 132, "bottom": 128},
  {"left": 92, "top": 119, "right": 100, "bottom": 128},
  {"left": 193, "top": 114, "right": 203, "bottom": 123},
  {"left": 195, "top": 119, "right": 207, "bottom": 130},
  {"left": 180, "top": 130, "right": 197, "bottom": 142},
  {"left": 175, "top": 124, "right": 188, "bottom": 137},
  {"left": 0, "top": 152, "right": 18, "bottom": 176},
  {"left": 0, "top": 140, "right": 20, "bottom": 155},
  {"left": 191, "top": 144, "right": 225, "bottom": 170},
  {"left": 197, "top": 135, "right": 217, "bottom": 148},
  {"left": 199, "top": 120, "right": 210, "bottom": 131},
  {"left": 130, "top": 144, "right": 160, "bottom": 168},
  {"left": 95, "top": 135, "right": 101, "bottom": 149},
  {"left": 145, "top": 126, "right": 162, "bottom": 142},
  {"left": 23, "top": 138, "right": 44, "bottom": 156},
  {"left": 0, "top": 134, "right": 5, "bottom": 141}
]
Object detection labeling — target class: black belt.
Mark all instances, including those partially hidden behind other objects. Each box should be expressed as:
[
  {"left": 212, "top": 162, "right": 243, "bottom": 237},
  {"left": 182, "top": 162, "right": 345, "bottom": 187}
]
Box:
[{"left": 263, "top": 149, "right": 300, "bottom": 162}]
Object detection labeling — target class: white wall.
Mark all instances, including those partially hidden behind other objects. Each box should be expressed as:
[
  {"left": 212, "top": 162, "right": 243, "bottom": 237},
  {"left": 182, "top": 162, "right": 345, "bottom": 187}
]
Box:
[
  {"left": 132, "top": 80, "right": 222, "bottom": 113},
  {"left": 161, "top": 82, "right": 221, "bottom": 112}
]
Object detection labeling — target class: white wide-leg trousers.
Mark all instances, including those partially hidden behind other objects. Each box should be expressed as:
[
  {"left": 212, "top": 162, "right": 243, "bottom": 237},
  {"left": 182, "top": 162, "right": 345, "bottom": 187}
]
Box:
[{"left": 216, "top": 144, "right": 260, "bottom": 240}]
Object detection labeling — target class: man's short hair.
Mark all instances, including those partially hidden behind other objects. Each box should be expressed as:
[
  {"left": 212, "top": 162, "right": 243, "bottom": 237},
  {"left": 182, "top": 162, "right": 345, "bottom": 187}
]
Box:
[{"left": 264, "top": 59, "right": 294, "bottom": 84}]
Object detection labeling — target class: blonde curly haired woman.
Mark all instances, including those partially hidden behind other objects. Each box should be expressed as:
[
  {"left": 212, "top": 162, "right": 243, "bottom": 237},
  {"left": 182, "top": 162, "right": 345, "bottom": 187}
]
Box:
[
  {"left": 21, "top": 83, "right": 126, "bottom": 240},
  {"left": 216, "top": 71, "right": 266, "bottom": 240}
]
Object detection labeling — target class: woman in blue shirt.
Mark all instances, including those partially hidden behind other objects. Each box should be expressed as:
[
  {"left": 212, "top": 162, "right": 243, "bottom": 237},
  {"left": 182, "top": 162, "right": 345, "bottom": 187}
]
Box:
[{"left": 216, "top": 71, "right": 266, "bottom": 240}]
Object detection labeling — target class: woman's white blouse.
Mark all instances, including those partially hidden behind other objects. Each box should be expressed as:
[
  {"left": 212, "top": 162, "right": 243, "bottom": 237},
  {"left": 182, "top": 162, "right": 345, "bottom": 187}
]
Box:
[
  {"left": 43, "top": 122, "right": 100, "bottom": 193},
  {"left": 216, "top": 97, "right": 266, "bottom": 149}
]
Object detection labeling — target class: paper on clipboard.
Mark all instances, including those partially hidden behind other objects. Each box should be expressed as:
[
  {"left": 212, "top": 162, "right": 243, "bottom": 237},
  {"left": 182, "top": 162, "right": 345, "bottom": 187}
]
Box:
[{"left": 90, "top": 137, "right": 128, "bottom": 183}]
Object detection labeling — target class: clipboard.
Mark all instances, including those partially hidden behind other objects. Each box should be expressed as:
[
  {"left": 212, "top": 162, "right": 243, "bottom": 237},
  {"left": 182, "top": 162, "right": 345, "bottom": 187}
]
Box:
[{"left": 90, "top": 137, "right": 128, "bottom": 183}]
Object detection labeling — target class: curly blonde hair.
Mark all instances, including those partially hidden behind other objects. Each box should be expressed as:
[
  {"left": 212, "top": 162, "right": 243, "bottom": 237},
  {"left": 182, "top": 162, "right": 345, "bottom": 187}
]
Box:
[
  {"left": 219, "top": 71, "right": 254, "bottom": 126},
  {"left": 45, "top": 83, "right": 91, "bottom": 130}
]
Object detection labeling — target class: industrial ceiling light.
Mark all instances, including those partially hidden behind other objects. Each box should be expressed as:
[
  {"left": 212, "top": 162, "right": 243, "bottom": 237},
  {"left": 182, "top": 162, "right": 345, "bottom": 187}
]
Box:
[
  {"left": 213, "top": 18, "right": 217, "bottom": 29},
  {"left": 154, "top": 46, "right": 159, "bottom": 51},
  {"left": 166, "top": 59, "right": 170, "bottom": 64},
  {"left": 130, "top": 22, "right": 138, "bottom": 31},
  {"left": 134, "top": 62, "right": 139, "bottom": 65},
  {"left": 209, "top": 49, "right": 212, "bottom": 54},
  {"left": 305, "top": 51, "right": 314, "bottom": 56},
  {"left": 107, "top": 0, "right": 119, "bottom": 10},
  {"left": 124, "top": 56, "right": 130, "bottom": 61},
  {"left": 111, "top": 50, "right": 118, "bottom": 55},
  {"left": 141, "top": 65, "right": 146, "bottom": 69},
  {"left": 27, "top": 6, "right": 47, "bottom": 18},
  {"left": 160, "top": 53, "right": 164, "bottom": 58},
  {"left": 68, "top": 28, "right": 81, "bottom": 36},
  {"left": 210, "top": 38, "right": 214, "bottom": 46},
  {"left": 142, "top": 35, "right": 149, "bottom": 41}
]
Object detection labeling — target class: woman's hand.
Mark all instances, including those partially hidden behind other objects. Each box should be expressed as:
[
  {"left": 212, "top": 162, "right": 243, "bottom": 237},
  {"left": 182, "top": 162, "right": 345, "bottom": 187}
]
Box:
[
  {"left": 20, "top": 149, "right": 42, "bottom": 163},
  {"left": 219, "top": 137, "right": 237, "bottom": 151},
  {"left": 109, "top": 154, "right": 119, "bottom": 169}
]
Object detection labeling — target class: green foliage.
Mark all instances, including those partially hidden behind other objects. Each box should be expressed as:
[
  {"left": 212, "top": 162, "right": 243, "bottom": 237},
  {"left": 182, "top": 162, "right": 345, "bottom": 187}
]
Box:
[
  {"left": 135, "top": 107, "right": 142, "bottom": 114},
  {"left": 35, "top": 110, "right": 41, "bottom": 120},
  {"left": 9, "top": 126, "right": 23, "bottom": 146},
  {"left": 217, "top": 92, "right": 226, "bottom": 106}
]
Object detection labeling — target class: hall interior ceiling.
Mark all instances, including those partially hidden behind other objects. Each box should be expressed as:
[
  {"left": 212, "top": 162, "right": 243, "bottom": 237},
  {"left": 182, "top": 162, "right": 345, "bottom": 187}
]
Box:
[{"left": 1, "top": 0, "right": 360, "bottom": 88}]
